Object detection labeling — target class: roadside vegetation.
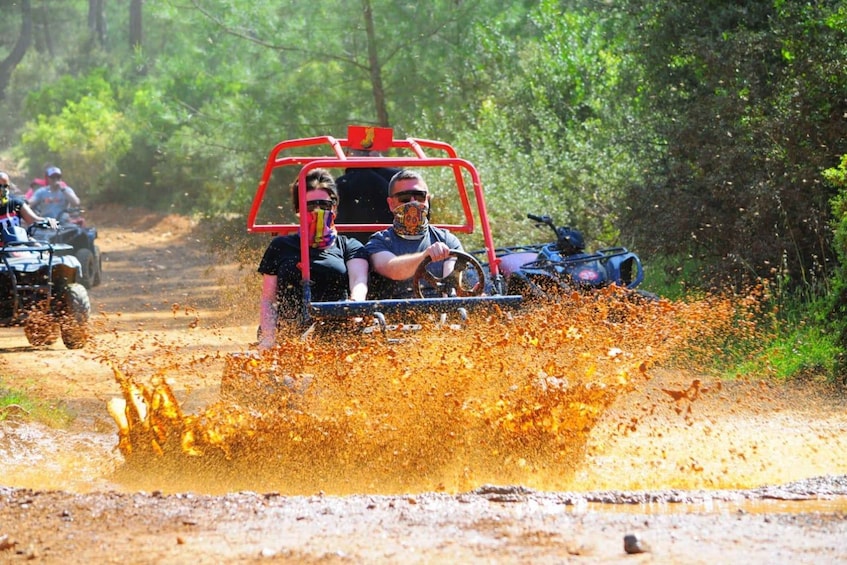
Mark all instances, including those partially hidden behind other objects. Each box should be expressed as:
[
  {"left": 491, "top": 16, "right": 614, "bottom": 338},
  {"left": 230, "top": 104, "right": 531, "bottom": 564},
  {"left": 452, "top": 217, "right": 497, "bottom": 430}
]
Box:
[
  {"left": 0, "top": 380, "right": 74, "bottom": 427},
  {"left": 1, "top": 1, "right": 845, "bottom": 385}
]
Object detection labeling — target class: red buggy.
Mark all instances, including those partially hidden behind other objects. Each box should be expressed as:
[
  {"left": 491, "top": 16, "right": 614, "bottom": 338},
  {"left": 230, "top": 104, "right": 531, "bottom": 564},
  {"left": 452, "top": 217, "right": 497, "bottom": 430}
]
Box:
[{"left": 247, "top": 126, "right": 521, "bottom": 333}]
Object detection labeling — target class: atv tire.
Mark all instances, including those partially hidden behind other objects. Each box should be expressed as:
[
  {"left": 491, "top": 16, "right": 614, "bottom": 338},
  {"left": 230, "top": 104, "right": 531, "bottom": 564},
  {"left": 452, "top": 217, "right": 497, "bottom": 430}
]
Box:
[
  {"left": 77, "top": 248, "right": 96, "bottom": 289},
  {"left": 56, "top": 283, "right": 90, "bottom": 349},
  {"left": 24, "top": 310, "right": 60, "bottom": 347}
]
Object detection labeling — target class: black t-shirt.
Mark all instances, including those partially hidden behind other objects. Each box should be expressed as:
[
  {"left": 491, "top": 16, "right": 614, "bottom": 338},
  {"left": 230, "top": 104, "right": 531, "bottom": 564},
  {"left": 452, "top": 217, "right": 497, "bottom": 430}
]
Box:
[
  {"left": 335, "top": 167, "right": 399, "bottom": 243},
  {"left": 0, "top": 193, "right": 25, "bottom": 244},
  {"left": 257, "top": 234, "right": 367, "bottom": 320}
]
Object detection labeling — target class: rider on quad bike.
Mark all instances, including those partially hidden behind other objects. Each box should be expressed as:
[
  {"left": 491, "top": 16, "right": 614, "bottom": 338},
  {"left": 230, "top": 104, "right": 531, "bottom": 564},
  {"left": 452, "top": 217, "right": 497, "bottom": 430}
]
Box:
[
  {"left": 1, "top": 172, "right": 58, "bottom": 239},
  {"left": 1, "top": 178, "right": 90, "bottom": 350},
  {"left": 28, "top": 166, "right": 81, "bottom": 224},
  {"left": 27, "top": 166, "right": 102, "bottom": 288}
]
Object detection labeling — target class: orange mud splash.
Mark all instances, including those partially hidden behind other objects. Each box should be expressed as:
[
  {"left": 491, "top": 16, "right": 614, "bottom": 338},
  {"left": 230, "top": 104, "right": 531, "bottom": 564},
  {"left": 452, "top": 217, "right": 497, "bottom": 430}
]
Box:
[{"left": 104, "top": 288, "right": 780, "bottom": 495}]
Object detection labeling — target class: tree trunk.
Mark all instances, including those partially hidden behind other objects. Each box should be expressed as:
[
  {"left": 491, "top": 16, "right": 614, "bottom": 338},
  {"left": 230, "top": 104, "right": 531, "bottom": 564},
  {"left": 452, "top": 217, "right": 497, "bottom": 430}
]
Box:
[
  {"left": 361, "top": 0, "right": 390, "bottom": 127},
  {"left": 0, "top": 0, "right": 33, "bottom": 101},
  {"left": 130, "top": 0, "right": 144, "bottom": 51},
  {"left": 88, "top": 0, "right": 107, "bottom": 46}
]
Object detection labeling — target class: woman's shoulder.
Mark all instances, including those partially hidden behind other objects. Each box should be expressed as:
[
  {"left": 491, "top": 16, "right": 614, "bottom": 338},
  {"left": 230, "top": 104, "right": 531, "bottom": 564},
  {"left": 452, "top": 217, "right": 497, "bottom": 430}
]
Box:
[{"left": 266, "top": 233, "right": 300, "bottom": 250}]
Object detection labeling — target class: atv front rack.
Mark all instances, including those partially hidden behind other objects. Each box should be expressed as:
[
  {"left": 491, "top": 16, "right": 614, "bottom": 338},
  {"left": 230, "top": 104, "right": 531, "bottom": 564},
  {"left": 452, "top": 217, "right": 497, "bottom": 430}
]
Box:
[{"left": 0, "top": 241, "right": 73, "bottom": 324}]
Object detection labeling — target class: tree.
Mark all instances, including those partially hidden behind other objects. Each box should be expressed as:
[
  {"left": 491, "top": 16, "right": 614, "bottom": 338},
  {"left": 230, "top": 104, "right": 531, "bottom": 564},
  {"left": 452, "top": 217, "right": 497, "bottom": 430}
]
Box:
[
  {"left": 130, "top": 0, "right": 143, "bottom": 51},
  {"left": 0, "top": 0, "right": 33, "bottom": 101},
  {"left": 361, "top": 0, "right": 388, "bottom": 126},
  {"left": 619, "top": 0, "right": 847, "bottom": 290},
  {"left": 88, "top": 0, "right": 107, "bottom": 47}
]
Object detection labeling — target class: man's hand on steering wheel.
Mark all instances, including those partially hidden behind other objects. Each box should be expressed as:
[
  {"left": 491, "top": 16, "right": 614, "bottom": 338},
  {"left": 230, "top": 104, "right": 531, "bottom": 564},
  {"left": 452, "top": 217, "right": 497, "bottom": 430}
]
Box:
[
  {"left": 426, "top": 241, "right": 452, "bottom": 262},
  {"left": 413, "top": 249, "right": 486, "bottom": 298}
]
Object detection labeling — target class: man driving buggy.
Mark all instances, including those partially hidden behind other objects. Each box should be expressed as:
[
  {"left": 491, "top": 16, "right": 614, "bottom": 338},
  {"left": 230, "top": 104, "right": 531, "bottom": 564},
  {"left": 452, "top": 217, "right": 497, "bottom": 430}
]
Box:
[{"left": 365, "top": 169, "right": 464, "bottom": 299}]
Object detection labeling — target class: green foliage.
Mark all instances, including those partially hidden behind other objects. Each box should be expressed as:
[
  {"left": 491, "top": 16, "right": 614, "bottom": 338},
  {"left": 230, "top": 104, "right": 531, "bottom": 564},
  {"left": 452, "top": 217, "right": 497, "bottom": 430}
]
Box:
[
  {"left": 824, "top": 154, "right": 847, "bottom": 271},
  {"left": 727, "top": 305, "right": 841, "bottom": 383},
  {"left": 450, "top": 1, "right": 642, "bottom": 249},
  {"left": 638, "top": 254, "right": 707, "bottom": 302},
  {"left": 821, "top": 153, "right": 847, "bottom": 365},
  {"left": 0, "top": 381, "right": 74, "bottom": 428},
  {"left": 15, "top": 69, "right": 132, "bottom": 195},
  {"left": 620, "top": 0, "right": 847, "bottom": 293}
]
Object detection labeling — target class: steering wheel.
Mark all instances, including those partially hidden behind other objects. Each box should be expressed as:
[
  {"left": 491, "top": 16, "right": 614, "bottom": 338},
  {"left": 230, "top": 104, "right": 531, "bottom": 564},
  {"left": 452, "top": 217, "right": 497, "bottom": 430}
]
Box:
[{"left": 412, "top": 250, "right": 486, "bottom": 298}]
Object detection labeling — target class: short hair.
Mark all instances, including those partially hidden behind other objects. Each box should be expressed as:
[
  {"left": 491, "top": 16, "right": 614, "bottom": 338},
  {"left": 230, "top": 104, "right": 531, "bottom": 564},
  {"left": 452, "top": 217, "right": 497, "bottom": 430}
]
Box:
[
  {"left": 388, "top": 169, "right": 426, "bottom": 195},
  {"left": 291, "top": 168, "right": 338, "bottom": 213}
]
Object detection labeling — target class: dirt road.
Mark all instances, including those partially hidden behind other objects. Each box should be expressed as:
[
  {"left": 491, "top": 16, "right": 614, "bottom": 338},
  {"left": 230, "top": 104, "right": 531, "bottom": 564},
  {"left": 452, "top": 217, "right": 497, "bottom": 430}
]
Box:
[{"left": 1, "top": 206, "right": 846, "bottom": 563}]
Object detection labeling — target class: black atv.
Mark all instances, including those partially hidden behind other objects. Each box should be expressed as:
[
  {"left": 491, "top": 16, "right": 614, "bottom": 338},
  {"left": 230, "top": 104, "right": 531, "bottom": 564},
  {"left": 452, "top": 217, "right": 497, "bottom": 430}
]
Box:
[
  {"left": 0, "top": 223, "right": 90, "bottom": 349},
  {"left": 27, "top": 208, "right": 102, "bottom": 288},
  {"left": 471, "top": 213, "right": 654, "bottom": 301}
]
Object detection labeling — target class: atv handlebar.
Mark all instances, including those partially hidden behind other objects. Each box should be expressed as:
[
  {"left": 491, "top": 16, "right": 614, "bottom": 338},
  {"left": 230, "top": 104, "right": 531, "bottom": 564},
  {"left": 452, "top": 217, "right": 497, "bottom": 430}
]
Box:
[
  {"left": 527, "top": 213, "right": 558, "bottom": 237},
  {"left": 527, "top": 213, "right": 552, "bottom": 225},
  {"left": 28, "top": 219, "right": 58, "bottom": 231},
  {"left": 527, "top": 213, "right": 586, "bottom": 254}
]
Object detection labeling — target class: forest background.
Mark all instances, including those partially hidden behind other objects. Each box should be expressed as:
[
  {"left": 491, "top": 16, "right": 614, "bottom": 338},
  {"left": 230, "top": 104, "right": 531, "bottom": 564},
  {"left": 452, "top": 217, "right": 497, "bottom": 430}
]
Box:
[{"left": 2, "top": 0, "right": 847, "bottom": 382}]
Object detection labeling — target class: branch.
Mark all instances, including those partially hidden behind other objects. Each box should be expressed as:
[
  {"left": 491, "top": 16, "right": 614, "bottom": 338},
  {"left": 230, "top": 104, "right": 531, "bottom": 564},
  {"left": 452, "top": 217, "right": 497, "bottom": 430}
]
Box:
[{"left": 187, "top": 0, "right": 370, "bottom": 72}]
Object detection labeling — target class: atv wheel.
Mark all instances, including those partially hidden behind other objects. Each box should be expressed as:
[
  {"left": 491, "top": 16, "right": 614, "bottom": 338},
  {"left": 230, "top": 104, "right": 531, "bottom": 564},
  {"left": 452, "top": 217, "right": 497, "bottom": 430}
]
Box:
[
  {"left": 92, "top": 245, "right": 102, "bottom": 286},
  {"left": 56, "top": 283, "right": 90, "bottom": 349},
  {"left": 23, "top": 310, "right": 60, "bottom": 346},
  {"left": 76, "top": 248, "right": 96, "bottom": 288}
]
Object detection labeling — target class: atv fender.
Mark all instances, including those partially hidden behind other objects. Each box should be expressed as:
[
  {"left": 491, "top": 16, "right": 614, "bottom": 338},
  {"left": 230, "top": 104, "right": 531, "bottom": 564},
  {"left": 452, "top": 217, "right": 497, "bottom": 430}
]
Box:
[{"left": 498, "top": 252, "right": 538, "bottom": 278}]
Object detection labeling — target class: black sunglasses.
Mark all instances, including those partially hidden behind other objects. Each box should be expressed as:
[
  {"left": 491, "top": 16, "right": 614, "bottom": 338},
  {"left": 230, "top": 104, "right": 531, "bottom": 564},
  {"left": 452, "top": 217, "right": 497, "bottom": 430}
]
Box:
[
  {"left": 306, "top": 199, "right": 335, "bottom": 212},
  {"left": 392, "top": 190, "right": 428, "bottom": 203}
]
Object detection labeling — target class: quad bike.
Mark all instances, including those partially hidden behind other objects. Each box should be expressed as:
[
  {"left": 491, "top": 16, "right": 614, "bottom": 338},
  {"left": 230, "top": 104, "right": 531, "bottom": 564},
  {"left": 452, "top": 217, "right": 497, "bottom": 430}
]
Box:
[
  {"left": 27, "top": 207, "right": 102, "bottom": 289},
  {"left": 0, "top": 223, "right": 91, "bottom": 349},
  {"left": 481, "top": 213, "right": 651, "bottom": 300}
]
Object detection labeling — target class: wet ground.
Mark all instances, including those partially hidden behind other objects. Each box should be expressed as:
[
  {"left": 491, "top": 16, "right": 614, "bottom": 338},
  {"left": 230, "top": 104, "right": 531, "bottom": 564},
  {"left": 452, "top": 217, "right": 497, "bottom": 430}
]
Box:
[{"left": 1, "top": 205, "right": 846, "bottom": 563}]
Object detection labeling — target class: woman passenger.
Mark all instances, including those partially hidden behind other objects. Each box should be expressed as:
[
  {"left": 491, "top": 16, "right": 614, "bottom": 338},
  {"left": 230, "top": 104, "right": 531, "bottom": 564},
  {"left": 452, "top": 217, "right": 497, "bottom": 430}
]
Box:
[{"left": 256, "top": 168, "right": 368, "bottom": 349}]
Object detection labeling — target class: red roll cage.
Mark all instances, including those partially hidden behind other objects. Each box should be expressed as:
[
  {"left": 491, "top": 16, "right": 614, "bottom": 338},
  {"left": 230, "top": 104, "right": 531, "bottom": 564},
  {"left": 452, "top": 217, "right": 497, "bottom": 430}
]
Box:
[{"left": 247, "top": 127, "right": 518, "bottom": 325}]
